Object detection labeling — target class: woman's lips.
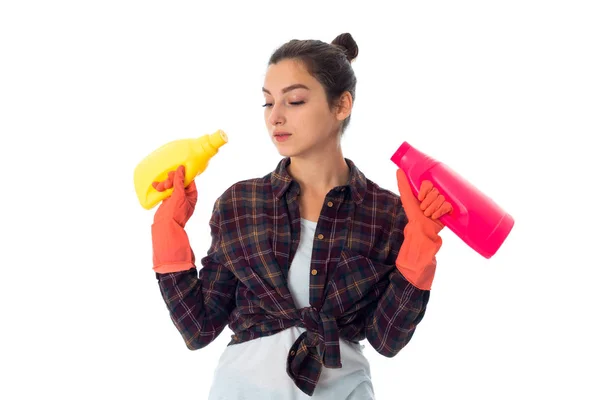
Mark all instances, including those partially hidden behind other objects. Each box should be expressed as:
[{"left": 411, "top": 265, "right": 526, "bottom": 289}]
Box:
[{"left": 274, "top": 132, "right": 292, "bottom": 142}]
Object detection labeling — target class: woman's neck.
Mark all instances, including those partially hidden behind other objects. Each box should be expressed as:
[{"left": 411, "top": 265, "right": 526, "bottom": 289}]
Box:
[{"left": 286, "top": 151, "right": 350, "bottom": 197}]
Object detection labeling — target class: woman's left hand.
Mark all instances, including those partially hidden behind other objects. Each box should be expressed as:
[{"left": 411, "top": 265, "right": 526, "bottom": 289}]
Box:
[
  {"left": 394, "top": 169, "right": 453, "bottom": 290},
  {"left": 396, "top": 169, "right": 453, "bottom": 234}
]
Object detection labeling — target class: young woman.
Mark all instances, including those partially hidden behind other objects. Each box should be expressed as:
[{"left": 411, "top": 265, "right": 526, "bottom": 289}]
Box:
[{"left": 150, "top": 33, "right": 452, "bottom": 399}]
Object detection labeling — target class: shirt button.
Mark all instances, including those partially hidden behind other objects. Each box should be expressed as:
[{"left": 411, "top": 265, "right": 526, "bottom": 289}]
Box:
[
  {"left": 327, "top": 201, "right": 333, "bottom": 207},
  {"left": 317, "top": 234, "right": 324, "bottom": 240},
  {"left": 290, "top": 350, "right": 295, "bottom": 356},
  {"left": 311, "top": 269, "right": 318, "bottom": 275}
]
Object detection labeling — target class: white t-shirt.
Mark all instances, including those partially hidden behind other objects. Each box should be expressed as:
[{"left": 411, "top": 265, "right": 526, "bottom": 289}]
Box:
[{"left": 207, "top": 218, "right": 375, "bottom": 399}]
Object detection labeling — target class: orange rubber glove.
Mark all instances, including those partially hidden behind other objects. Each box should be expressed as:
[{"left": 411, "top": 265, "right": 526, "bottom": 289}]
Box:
[
  {"left": 151, "top": 165, "right": 198, "bottom": 274},
  {"left": 395, "top": 169, "right": 453, "bottom": 290}
]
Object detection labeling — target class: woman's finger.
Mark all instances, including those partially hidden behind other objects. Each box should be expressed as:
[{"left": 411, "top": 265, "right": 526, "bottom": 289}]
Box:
[
  {"left": 152, "top": 171, "right": 175, "bottom": 192},
  {"left": 423, "top": 194, "right": 445, "bottom": 217},
  {"left": 418, "top": 180, "right": 434, "bottom": 202},
  {"left": 172, "top": 165, "right": 187, "bottom": 195},
  {"left": 396, "top": 169, "right": 421, "bottom": 216},
  {"left": 431, "top": 201, "right": 453, "bottom": 219},
  {"left": 420, "top": 187, "right": 439, "bottom": 211},
  {"left": 152, "top": 181, "right": 164, "bottom": 192}
]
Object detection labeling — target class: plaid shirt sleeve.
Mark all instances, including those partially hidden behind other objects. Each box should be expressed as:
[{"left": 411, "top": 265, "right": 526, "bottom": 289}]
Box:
[
  {"left": 365, "top": 204, "right": 431, "bottom": 357},
  {"left": 155, "top": 198, "right": 238, "bottom": 350}
]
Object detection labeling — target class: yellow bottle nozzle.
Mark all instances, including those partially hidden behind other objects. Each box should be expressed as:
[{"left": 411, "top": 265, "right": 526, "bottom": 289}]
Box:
[{"left": 209, "top": 129, "right": 228, "bottom": 149}]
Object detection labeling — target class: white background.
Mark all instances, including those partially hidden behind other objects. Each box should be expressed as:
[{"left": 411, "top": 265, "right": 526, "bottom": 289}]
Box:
[{"left": 1, "top": 1, "right": 599, "bottom": 399}]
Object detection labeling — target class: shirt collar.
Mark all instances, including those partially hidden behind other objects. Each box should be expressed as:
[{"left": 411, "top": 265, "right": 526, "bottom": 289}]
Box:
[{"left": 270, "top": 157, "right": 367, "bottom": 204}]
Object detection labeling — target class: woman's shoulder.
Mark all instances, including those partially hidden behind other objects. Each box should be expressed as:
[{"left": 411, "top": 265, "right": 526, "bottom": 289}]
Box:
[
  {"left": 214, "top": 173, "right": 275, "bottom": 206},
  {"left": 346, "top": 158, "right": 401, "bottom": 213},
  {"left": 360, "top": 178, "right": 407, "bottom": 236},
  {"left": 364, "top": 177, "right": 402, "bottom": 210}
]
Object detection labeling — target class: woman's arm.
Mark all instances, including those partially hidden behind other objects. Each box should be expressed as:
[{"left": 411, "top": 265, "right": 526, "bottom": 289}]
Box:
[
  {"left": 152, "top": 170, "right": 238, "bottom": 350},
  {"left": 156, "top": 261, "right": 238, "bottom": 350},
  {"left": 366, "top": 170, "right": 451, "bottom": 357},
  {"left": 364, "top": 205, "right": 430, "bottom": 358}
]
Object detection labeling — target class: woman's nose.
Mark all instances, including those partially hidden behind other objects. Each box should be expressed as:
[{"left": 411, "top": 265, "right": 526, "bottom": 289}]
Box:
[{"left": 268, "top": 104, "right": 286, "bottom": 126}]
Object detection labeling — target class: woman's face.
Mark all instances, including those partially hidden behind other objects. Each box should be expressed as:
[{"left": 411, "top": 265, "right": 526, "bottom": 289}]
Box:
[{"left": 262, "top": 59, "right": 349, "bottom": 158}]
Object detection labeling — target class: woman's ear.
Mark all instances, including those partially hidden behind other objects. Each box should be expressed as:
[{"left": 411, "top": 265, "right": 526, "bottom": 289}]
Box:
[{"left": 335, "top": 91, "right": 353, "bottom": 121}]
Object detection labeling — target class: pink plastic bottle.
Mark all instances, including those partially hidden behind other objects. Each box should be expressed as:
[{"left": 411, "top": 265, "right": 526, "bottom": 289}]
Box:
[{"left": 391, "top": 142, "right": 515, "bottom": 258}]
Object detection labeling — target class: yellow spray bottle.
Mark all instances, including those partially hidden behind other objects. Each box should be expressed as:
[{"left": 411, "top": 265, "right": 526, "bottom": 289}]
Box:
[{"left": 134, "top": 129, "right": 228, "bottom": 210}]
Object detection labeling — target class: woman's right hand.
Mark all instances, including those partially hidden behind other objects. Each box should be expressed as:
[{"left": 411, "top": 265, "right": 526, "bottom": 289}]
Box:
[
  {"left": 152, "top": 165, "right": 198, "bottom": 228},
  {"left": 151, "top": 165, "right": 197, "bottom": 273}
]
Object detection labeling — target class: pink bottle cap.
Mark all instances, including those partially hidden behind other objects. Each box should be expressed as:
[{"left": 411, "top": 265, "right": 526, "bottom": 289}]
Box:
[{"left": 390, "top": 142, "right": 412, "bottom": 168}]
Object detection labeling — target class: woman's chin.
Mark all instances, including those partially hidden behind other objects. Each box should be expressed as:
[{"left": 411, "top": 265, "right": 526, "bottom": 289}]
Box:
[{"left": 273, "top": 144, "right": 297, "bottom": 158}]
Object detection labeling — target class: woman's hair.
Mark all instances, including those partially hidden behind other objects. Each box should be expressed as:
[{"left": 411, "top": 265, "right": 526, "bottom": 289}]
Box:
[{"left": 268, "top": 33, "right": 359, "bottom": 135}]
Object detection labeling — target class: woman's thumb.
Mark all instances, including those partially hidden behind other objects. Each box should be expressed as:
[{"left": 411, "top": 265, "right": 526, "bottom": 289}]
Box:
[
  {"left": 173, "top": 165, "right": 186, "bottom": 193},
  {"left": 396, "top": 169, "right": 419, "bottom": 212}
]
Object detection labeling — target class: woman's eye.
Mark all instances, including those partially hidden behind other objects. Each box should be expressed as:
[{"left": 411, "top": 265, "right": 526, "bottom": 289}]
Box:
[{"left": 262, "top": 101, "right": 305, "bottom": 108}]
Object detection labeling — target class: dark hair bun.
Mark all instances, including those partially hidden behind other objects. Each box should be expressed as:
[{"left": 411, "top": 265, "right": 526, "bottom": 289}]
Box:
[{"left": 332, "top": 33, "right": 359, "bottom": 62}]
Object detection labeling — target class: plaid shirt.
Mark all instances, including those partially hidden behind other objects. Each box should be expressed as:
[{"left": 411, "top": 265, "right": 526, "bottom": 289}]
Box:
[{"left": 156, "top": 157, "right": 430, "bottom": 396}]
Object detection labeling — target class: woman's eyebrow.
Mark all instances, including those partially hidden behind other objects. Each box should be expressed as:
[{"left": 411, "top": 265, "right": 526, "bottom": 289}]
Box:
[{"left": 262, "top": 84, "right": 310, "bottom": 95}]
